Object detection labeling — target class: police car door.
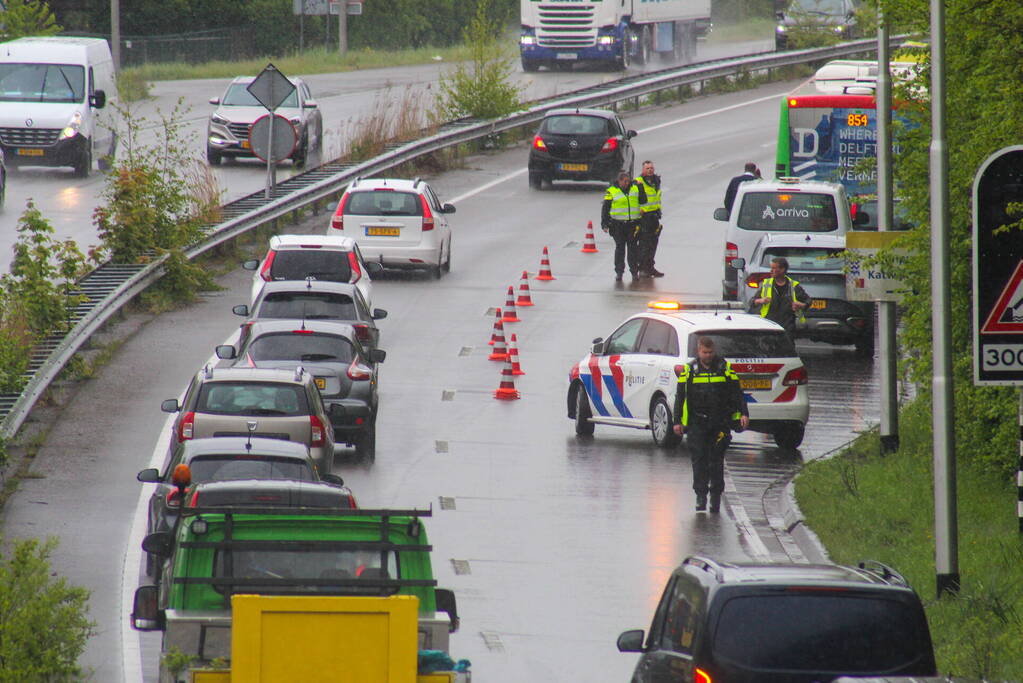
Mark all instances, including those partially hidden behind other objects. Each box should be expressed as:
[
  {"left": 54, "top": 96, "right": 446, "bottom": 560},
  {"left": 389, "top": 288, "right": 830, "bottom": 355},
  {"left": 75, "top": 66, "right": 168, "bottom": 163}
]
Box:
[
  {"left": 585, "top": 318, "right": 647, "bottom": 427},
  {"left": 633, "top": 319, "right": 681, "bottom": 428}
]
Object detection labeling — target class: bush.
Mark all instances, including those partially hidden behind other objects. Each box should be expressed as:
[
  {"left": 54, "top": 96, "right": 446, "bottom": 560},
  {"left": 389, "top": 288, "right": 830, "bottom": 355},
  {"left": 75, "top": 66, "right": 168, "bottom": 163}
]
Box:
[
  {"left": 0, "top": 292, "right": 34, "bottom": 395},
  {"left": 0, "top": 0, "right": 61, "bottom": 42},
  {"left": 0, "top": 538, "right": 95, "bottom": 682}
]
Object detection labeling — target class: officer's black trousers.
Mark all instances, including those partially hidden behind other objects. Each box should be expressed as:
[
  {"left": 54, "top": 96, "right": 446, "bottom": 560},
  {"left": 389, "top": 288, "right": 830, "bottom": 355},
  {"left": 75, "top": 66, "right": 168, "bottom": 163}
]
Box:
[
  {"left": 687, "top": 424, "right": 731, "bottom": 495},
  {"left": 637, "top": 214, "right": 660, "bottom": 271},
  {"left": 608, "top": 221, "right": 640, "bottom": 276}
]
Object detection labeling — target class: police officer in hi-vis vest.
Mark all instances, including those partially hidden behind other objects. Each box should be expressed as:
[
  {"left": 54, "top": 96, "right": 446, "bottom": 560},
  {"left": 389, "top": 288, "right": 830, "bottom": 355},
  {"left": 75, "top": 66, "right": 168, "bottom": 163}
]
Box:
[
  {"left": 601, "top": 170, "right": 642, "bottom": 282},
  {"left": 634, "top": 160, "right": 664, "bottom": 278},
  {"left": 754, "top": 256, "right": 811, "bottom": 338}
]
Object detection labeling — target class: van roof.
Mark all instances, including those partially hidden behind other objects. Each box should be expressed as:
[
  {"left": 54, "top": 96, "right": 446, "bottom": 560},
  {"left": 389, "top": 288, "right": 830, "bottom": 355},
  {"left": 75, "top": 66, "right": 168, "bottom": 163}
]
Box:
[{"left": 0, "top": 37, "right": 112, "bottom": 64}]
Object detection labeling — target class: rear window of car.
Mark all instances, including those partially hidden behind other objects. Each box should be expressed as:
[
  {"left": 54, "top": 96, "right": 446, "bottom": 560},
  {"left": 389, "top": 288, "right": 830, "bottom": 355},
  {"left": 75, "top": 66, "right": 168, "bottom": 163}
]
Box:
[
  {"left": 212, "top": 548, "right": 399, "bottom": 594},
  {"left": 188, "top": 455, "right": 314, "bottom": 483},
  {"left": 737, "top": 192, "right": 839, "bottom": 232},
  {"left": 269, "top": 250, "right": 352, "bottom": 284},
  {"left": 197, "top": 382, "right": 309, "bottom": 416},
  {"left": 542, "top": 115, "right": 611, "bottom": 136},
  {"left": 246, "top": 333, "right": 355, "bottom": 364},
  {"left": 344, "top": 190, "right": 422, "bottom": 217},
  {"left": 257, "top": 292, "right": 357, "bottom": 320},
  {"left": 760, "top": 248, "right": 844, "bottom": 271},
  {"left": 689, "top": 330, "right": 796, "bottom": 358},
  {"left": 713, "top": 593, "right": 930, "bottom": 672}
]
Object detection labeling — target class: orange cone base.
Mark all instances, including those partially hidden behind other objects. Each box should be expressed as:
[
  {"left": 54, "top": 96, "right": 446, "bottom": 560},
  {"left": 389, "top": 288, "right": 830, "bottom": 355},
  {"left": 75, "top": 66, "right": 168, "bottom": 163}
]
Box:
[
  {"left": 502, "top": 313, "right": 521, "bottom": 323},
  {"left": 516, "top": 298, "right": 535, "bottom": 307},
  {"left": 511, "top": 368, "right": 525, "bottom": 376},
  {"left": 488, "top": 351, "right": 508, "bottom": 361},
  {"left": 535, "top": 273, "right": 555, "bottom": 281},
  {"left": 494, "top": 388, "right": 521, "bottom": 400},
  {"left": 581, "top": 246, "right": 599, "bottom": 254}
]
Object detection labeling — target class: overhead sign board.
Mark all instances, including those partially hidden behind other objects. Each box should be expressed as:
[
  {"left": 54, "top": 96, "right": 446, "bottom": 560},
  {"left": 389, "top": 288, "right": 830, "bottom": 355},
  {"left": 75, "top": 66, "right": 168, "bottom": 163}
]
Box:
[
  {"left": 844, "top": 231, "right": 908, "bottom": 303},
  {"left": 973, "top": 145, "right": 1023, "bottom": 385},
  {"left": 247, "top": 63, "right": 296, "bottom": 113}
]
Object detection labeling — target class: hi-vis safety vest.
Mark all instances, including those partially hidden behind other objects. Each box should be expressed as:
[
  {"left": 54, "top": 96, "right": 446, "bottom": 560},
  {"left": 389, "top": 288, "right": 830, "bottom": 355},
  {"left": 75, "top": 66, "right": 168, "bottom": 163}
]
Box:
[
  {"left": 676, "top": 359, "right": 743, "bottom": 427},
  {"left": 605, "top": 184, "right": 640, "bottom": 222},
  {"left": 758, "top": 276, "right": 806, "bottom": 324},
  {"left": 634, "top": 176, "right": 661, "bottom": 213}
]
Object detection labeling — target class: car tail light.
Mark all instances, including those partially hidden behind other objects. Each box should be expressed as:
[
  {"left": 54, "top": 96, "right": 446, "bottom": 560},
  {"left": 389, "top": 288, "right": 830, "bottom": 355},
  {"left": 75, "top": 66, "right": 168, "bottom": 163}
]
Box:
[
  {"left": 532, "top": 135, "right": 546, "bottom": 150},
  {"left": 310, "top": 415, "right": 326, "bottom": 447},
  {"left": 782, "top": 367, "right": 808, "bottom": 386},
  {"left": 695, "top": 669, "right": 712, "bottom": 683},
  {"left": 600, "top": 137, "right": 618, "bottom": 153},
  {"left": 259, "top": 250, "right": 276, "bottom": 282},
  {"left": 331, "top": 193, "right": 349, "bottom": 230},
  {"left": 166, "top": 489, "right": 182, "bottom": 508},
  {"left": 178, "top": 411, "right": 195, "bottom": 441},
  {"left": 746, "top": 272, "right": 770, "bottom": 289},
  {"left": 420, "top": 194, "right": 435, "bottom": 231},
  {"left": 346, "top": 493, "right": 358, "bottom": 509},
  {"left": 353, "top": 324, "right": 372, "bottom": 344},
  {"left": 725, "top": 242, "right": 738, "bottom": 266},
  {"left": 292, "top": 329, "right": 315, "bottom": 335},
  {"left": 848, "top": 316, "right": 868, "bottom": 329},
  {"left": 674, "top": 364, "right": 685, "bottom": 377},
  {"left": 348, "top": 251, "right": 362, "bottom": 283},
  {"left": 347, "top": 359, "right": 373, "bottom": 381},
  {"left": 850, "top": 201, "right": 859, "bottom": 220}
]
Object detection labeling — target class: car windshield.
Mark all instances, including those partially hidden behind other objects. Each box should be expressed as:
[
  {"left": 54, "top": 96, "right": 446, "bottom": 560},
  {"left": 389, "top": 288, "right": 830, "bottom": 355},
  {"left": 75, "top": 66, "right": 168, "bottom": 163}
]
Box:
[
  {"left": 0, "top": 63, "right": 85, "bottom": 103},
  {"left": 737, "top": 192, "right": 839, "bottom": 232},
  {"left": 713, "top": 593, "right": 929, "bottom": 671},
  {"left": 689, "top": 330, "right": 797, "bottom": 357},
  {"left": 246, "top": 332, "right": 355, "bottom": 364},
  {"left": 761, "top": 247, "right": 844, "bottom": 271},
  {"left": 197, "top": 382, "right": 308, "bottom": 416},
  {"left": 187, "top": 455, "right": 314, "bottom": 482},
  {"left": 789, "top": 0, "right": 846, "bottom": 15},
  {"left": 269, "top": 250, "right": 352, "bottom": 283},
  {"left": 213, "top": 548, "right": 399, "bottom": 594},
  {"left": 257, "top": 292, "right": 358, "bottom": 320},
  {"left": 542, "top": 115, "right": 610, "bottom": 136},
  {"left": 222, "top": 82, "right": 298, "bottom": 108},
  {"left": 344, "top": 190, "right": 422, "bottom": 217}
]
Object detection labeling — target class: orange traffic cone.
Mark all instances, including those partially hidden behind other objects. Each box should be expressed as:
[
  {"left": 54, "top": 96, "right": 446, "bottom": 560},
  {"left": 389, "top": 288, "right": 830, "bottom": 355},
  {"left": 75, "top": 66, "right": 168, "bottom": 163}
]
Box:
[
  {"left": 488, "top": 310, "right": 508, "bottom": 361},
  {"left": 536, "top": 246, "right": 556, "bottom": 281},
  {"left": 494, "top": 357, "right": 521, "bottom": 400},
  {"left": 502, "top": 285, "right": 521, "bottom": 323},
  {"left": 487, "top": 307, "right": 503, "bottom": 346},
  {"left": 516, "top": 270, "right": 535, "bottom": 307},
  {"left": 508, "top": 333, "right": 525, "bottom": 375},
  {"left": 581, "top": 220, "right": 599, "bottom": 253}
]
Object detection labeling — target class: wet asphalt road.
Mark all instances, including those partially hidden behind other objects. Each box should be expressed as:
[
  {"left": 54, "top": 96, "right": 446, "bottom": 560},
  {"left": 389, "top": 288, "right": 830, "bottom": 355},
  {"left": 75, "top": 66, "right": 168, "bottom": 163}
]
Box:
[{"left": 0, "top": 75, "right": 891, "bottom": 682}]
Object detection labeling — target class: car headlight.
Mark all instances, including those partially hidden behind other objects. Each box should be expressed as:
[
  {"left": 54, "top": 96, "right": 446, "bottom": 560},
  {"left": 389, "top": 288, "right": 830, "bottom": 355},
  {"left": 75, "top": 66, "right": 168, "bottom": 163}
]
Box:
[
  {"left": 211, "top": 113, "right": 229, "bottom": 126},
  {"left": 834, "top": 25, "right": 845, "bottom": 33},
  {"left": 520, "top": 32, "right": 536, "bottom": 46},
  {"left": 597, "top": 35, "right": 616, "bottom": 45},
  {"left": 58, "top": 111, "right": 82, "bottom": 140},
  {"left": 776, "top": 24, "right": 787, "bottom": 33}
]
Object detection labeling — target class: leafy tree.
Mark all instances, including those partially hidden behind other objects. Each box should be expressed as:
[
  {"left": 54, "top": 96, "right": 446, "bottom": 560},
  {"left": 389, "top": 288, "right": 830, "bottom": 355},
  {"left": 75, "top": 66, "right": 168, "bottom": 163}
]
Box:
[
  {"left": 0, "top": 0, "right": 61, "bottom": 41},
  {"left": 0, "top": 538, "right": 95, "bottom": 681}
]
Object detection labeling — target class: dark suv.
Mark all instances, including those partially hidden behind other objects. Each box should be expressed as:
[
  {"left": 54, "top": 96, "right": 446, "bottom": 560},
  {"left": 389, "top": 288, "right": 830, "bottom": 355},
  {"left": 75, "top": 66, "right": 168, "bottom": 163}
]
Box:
[
  {"left": 618, "top": 556, "right": 936, "bottom": 682},
  {"left": 528, "top": 108, "right": 637, "bottom": 189}
]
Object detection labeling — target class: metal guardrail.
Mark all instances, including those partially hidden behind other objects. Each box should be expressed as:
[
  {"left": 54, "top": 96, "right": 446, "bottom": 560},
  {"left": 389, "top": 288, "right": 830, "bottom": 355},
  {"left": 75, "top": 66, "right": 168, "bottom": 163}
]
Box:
[{"left": 0, "top": 38, "right": 897, "bottom": 442}]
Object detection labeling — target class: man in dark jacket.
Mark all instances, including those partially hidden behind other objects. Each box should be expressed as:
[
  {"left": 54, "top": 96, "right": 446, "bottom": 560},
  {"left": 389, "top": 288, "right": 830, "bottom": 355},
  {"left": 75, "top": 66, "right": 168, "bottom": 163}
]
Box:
[
  {"left": 601, "top": 170, "right": 642, "bottom": 281},
  {"left": 723, "top": 162, "right": 761, "bottom": 215},
  {"left": 673, "top": 336, "right": 749, "bottom": 512}
]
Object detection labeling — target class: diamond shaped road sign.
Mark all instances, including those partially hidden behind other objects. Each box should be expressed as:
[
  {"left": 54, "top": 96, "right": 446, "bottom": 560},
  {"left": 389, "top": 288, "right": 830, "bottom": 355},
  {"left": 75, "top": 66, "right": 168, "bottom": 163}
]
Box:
[{"left": 247, "top": 63, "right": 296, "bottom": 112}]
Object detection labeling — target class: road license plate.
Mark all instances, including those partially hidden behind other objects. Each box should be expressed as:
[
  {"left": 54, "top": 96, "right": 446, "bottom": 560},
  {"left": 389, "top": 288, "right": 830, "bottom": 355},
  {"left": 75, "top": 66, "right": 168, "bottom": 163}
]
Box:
[
  {"left": 16, "top": 148, "right": 44, "bottom": 157},
  {"left": 810, "top": 299, "right": 827, "bottom": 310},
  {"left": 559, "top": 163, "right": 588, "bottom": 172},
  {"left": 366, "top": 226, "right": 400, "bottom": 236},
  {"left": 315, "top": 377, "right": 326, "bottom": 390},
  {"left": 241, "top": 140, "right": 250, "bottom": 149},
  {"left": 740, "top": 378, "right": 772, "bottom": 390},
  {"left": 556, "top": 53, "right": 576, "bottom": 60}
]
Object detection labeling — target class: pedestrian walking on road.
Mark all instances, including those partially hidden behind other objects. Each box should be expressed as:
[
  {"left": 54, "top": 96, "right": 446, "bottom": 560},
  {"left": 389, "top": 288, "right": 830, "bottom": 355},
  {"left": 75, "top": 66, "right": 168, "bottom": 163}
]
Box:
[
  {"left": 601, "top": 170, "right": 642, "bottom": 282},
  {"left": 634, "top": 160, "right": 664, "bottom": 277},
  {"left": 754, "top": 256, "right": 811, "bottom": 338},
  {"left": 673, "top": 336, "right": 749, "bottom": 513},
  {"left": 723, "top": 161, "right": 761, "bottom": 215}
]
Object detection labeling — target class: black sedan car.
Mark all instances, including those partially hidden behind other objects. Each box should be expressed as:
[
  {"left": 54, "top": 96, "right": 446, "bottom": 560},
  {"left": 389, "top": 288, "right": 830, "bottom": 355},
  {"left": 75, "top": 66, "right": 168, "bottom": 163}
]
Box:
[
  {"left": 528, "top": 108, "right": 637, "bottom": 189},
  {"left": 216, "top": 319, "right": 385, "bottom": 461}
]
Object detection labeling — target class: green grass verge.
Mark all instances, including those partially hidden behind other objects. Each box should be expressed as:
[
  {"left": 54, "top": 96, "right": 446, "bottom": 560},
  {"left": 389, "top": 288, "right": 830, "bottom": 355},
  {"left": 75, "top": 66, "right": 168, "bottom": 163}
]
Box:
[{"left": 795, "top": 399, "right": 1023, "bottom": 679}]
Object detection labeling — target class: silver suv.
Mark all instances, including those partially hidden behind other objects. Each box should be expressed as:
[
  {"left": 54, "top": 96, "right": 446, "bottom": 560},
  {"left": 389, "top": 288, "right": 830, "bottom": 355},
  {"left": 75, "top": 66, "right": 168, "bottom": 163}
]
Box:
[{"left": 161, "top": 366, "right": 336, "bottom": 474}]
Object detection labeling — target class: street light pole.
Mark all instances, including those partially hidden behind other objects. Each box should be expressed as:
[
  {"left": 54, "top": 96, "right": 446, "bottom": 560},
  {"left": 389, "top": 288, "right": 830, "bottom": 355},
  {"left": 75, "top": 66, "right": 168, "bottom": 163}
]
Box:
[{"left": 110, "top": 0, "right": 121, "bottom": 72}]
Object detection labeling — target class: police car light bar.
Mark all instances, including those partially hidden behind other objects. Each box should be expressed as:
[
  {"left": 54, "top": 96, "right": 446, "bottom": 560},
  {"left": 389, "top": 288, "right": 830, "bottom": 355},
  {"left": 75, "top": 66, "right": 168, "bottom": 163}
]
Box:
[{"left": 647, "top": 301, "right": 745, "bottom": 311}]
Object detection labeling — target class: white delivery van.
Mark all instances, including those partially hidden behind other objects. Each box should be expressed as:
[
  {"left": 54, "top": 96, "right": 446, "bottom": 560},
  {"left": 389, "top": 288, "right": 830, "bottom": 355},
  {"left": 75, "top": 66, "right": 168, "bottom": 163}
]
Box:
[{"left": 0, "top": 36, "right": 118, "bottom": 177}]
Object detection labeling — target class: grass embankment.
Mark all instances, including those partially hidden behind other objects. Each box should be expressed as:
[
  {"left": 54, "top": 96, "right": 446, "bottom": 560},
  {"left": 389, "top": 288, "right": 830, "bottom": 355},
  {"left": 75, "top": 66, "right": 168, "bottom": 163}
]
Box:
[{"left": 795, "top": 399, "right": 1023, "bottom": 679}]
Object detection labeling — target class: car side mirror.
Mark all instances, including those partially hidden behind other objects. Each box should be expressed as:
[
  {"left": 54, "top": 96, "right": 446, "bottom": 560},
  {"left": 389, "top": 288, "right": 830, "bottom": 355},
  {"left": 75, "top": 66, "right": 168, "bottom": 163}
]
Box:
[
  {"left": 242, "top": 259, "right": 259, "bottom": 271},
  {"left": 441, "top": 203, "right": 456, "bottom": 214},
  {"left": 714, "top": 208, "right": 730, "bottom": 221},
  {"left": 321, "top": 473, "right": 345, "bottom": 486},
  {"left": 730, "top": 257, "right": 746, "bottom": 269},
  {"left": 365, "top": 262, "right": 383, "bottom": 276},
  {"left": 90, "top": 89, "right": 106, "bottom": 109},
  {"left": 209, "top": 97, "right": 221, "bottom": 105},
  {"left": 369, "top": 348, "right": 386, "bottom": 363},
  {"left": 141, "top": 532, "right": 175, "bottom": 558},
  {"left": 435, "top": 588, "right": 460, "bottom": 633},
  {"left": 215, "top": 345, "right": 237, "bottom": 360},
  {"left": 372, "top": 308, "right": 388, "bottom": 320},
  {"left": 305, "top": 99, "right": 318, "bottom": 109},
  {"left": 617, "top": 629, "right": 645, "bottom": 653},
  {"left": 232, "top": 304, "right": 249, "bottom": 317},
  {"left": 131, "top": 585, "right": 165, "bottom": 631},
  {"left": 161, "top": 398, "right": 180, "bottom": 413},
  {"left": 137, "top": 468, "right": 160, "bottom": 483},
  {"left": 626, "top": 130, "right": 637, "bottom": 139},
  {"left": 591, "top": 337, "right": 605, "bottom": 355}
]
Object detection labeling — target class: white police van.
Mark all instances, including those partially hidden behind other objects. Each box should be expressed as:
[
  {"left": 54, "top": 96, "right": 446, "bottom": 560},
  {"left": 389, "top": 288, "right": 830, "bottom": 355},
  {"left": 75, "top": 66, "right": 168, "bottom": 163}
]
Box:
[{"left": 567, "top": 302, "right": 811, "bottom": 449}]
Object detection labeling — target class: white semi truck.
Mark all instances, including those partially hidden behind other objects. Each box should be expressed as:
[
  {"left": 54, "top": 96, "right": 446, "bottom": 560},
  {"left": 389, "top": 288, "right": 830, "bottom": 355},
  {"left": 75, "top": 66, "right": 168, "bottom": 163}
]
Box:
[{"left": 519, "top": 0, "right": 711, "bottom": 72}]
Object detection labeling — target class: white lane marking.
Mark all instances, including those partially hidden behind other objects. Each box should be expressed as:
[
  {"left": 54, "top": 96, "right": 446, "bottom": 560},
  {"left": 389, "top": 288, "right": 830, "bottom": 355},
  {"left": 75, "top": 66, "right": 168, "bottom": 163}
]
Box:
[
  {"left": 723, "top": 467, "right": 772, "bottom": 561},
  {"left": 446, "top": 91, "right": 788, "bottom": 206}
]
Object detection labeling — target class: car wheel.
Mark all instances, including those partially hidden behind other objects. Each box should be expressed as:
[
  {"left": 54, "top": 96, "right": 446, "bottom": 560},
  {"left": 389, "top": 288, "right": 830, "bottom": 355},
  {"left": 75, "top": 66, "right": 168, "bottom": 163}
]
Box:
[
  {"left": 637, "top": 26, "right": 651, "bottom": 65},
  {"left": 650, "top": 396, "right": 679, "bottom": 448},
  {"left": 442, "top": 239, "right": 452, "bottom": 273},
  {"left": 574, "top": 384, "right": 595, "bottom": 436},
  {"left": 206, "top": 147, "right": 222, "bottom": 166},
  {"left": 354, "top": 423, "right": 376, "bottom": 462},
  {"left": 616, "top": 38, "right": 632, "bottom": 71},
  {"left": 73, "top": 144, "right": 92, "bottom": 178},
  {"left": 773, "top": 424, "right": 805, "bottom": 450},
  {"left": 522, "top": 59, "right": 540, "bottom": 73},
  {"left": 293, "top": 135, "right": 308, "bottom": 168},
  {"left": 529, "top": 172, "right": 543, "bottom": 190}
]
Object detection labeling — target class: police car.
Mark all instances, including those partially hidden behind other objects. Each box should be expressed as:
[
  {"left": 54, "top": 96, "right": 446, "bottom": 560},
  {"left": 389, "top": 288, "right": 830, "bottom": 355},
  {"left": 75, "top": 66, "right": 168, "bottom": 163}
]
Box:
[{"left": 567, "top": 302, "right": 811, "bottom": 449}]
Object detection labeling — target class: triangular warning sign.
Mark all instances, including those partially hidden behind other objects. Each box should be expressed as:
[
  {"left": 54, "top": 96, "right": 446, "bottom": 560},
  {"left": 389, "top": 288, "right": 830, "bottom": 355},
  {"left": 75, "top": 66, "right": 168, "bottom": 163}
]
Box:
[{"left": 981, "top": 260, "right": 1023, "bottom": 333}]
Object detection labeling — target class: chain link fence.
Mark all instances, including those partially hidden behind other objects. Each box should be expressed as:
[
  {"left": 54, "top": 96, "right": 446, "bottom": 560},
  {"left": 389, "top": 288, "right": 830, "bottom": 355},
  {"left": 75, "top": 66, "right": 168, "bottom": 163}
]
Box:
[{"left": 66, "top": 29, "right": 258, "bottom": 67}]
